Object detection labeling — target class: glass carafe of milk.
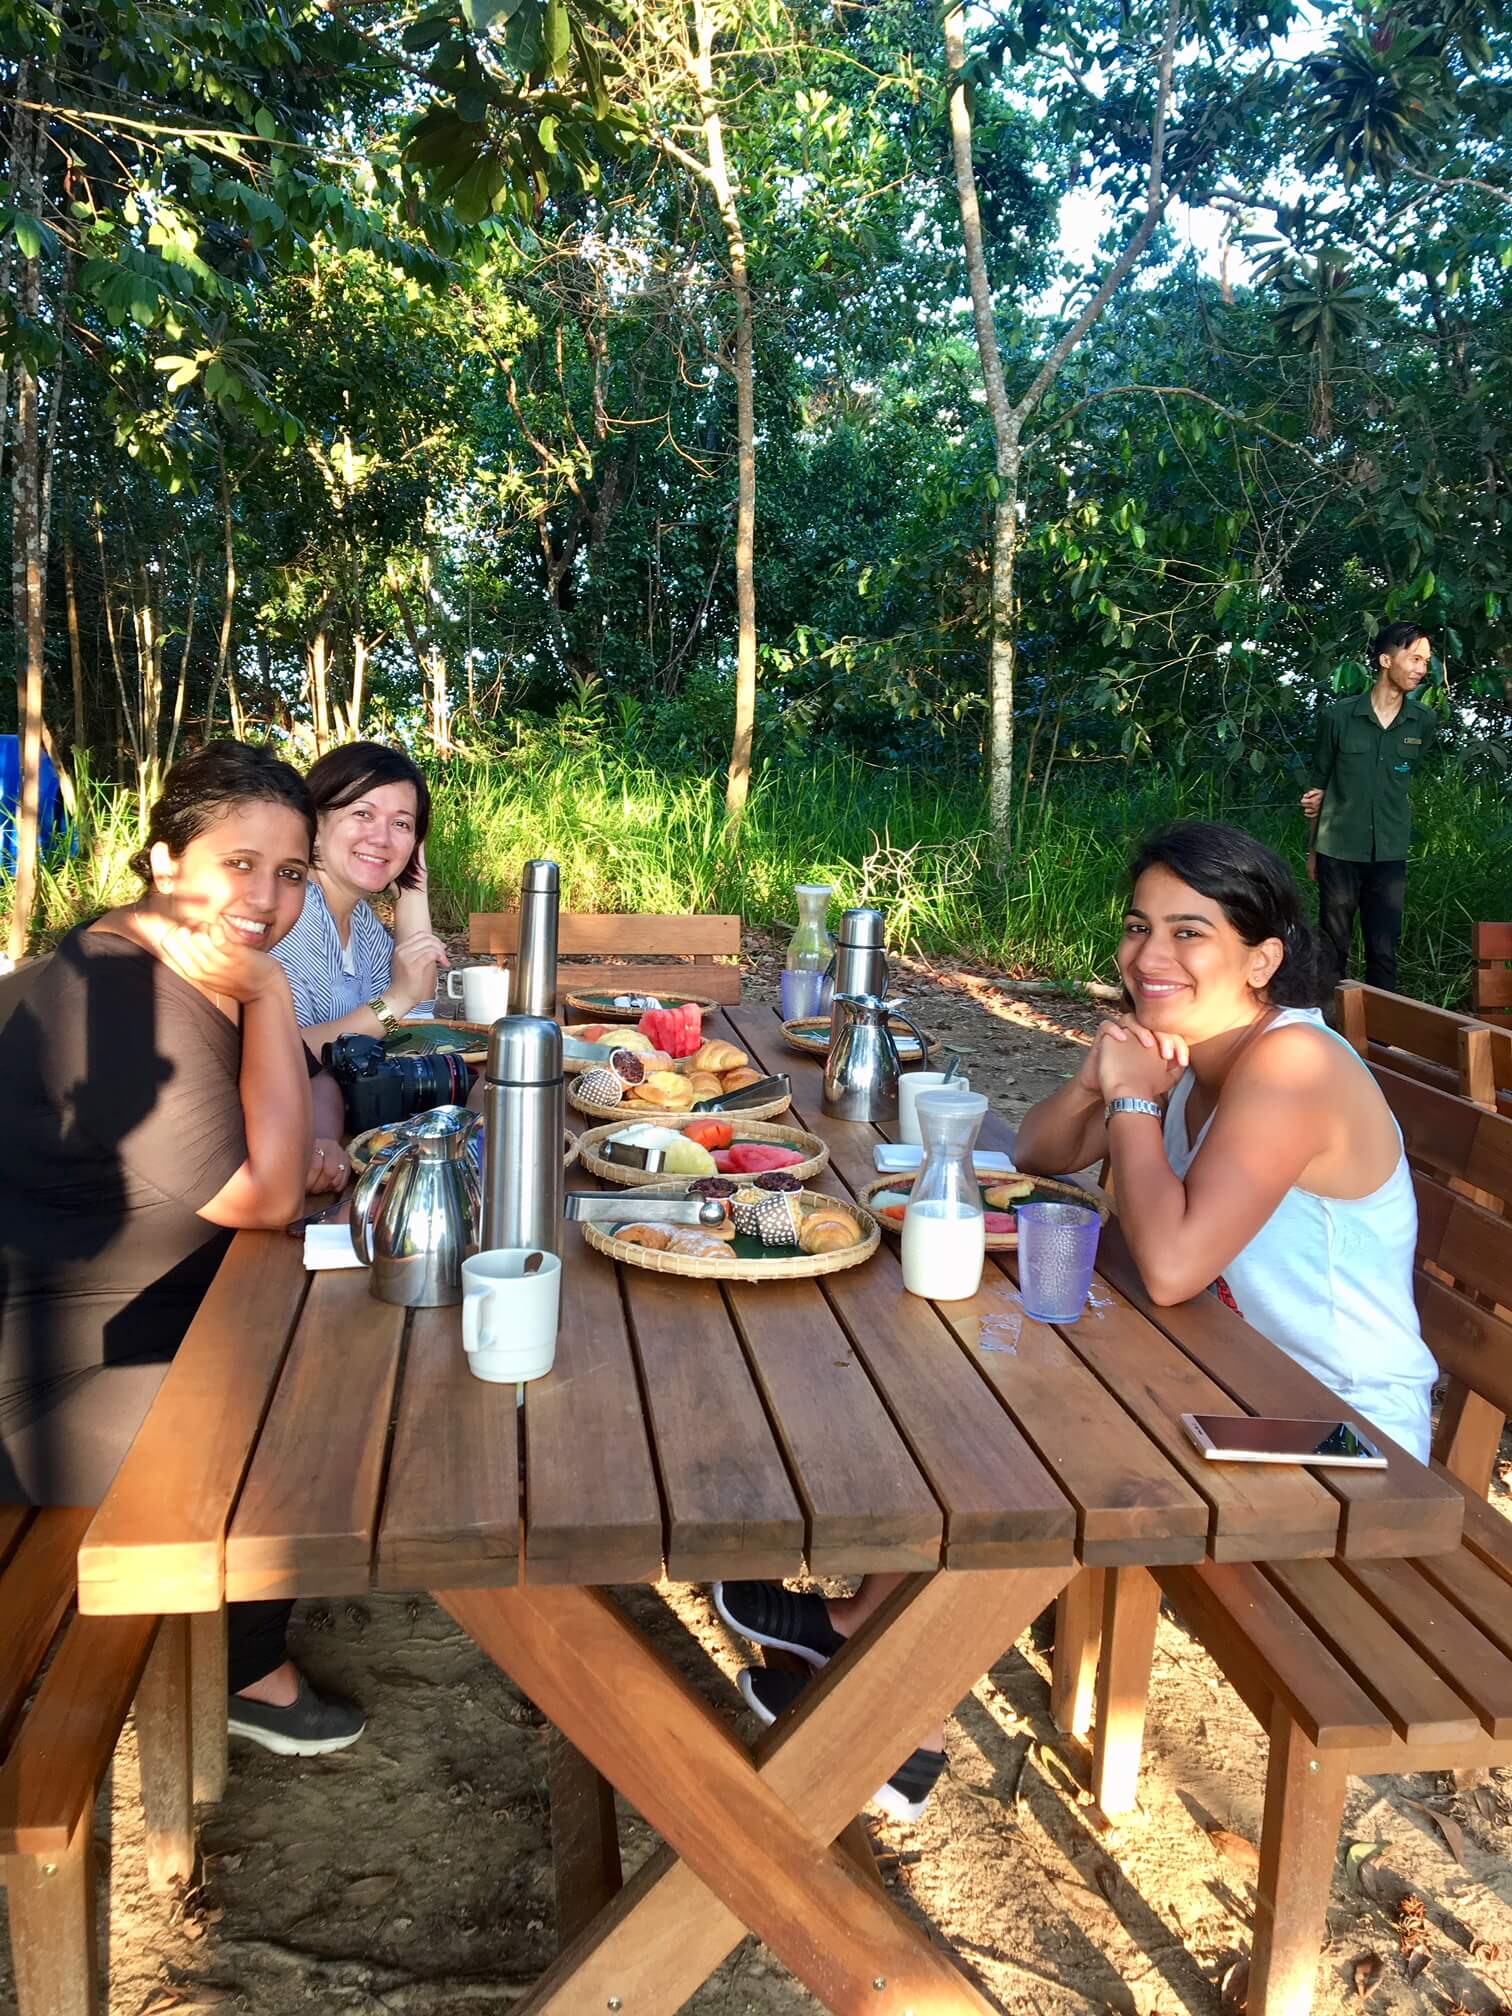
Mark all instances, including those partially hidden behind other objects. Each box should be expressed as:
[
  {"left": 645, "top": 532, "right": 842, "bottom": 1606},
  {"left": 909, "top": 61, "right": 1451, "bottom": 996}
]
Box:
[{"left": 901, "top": 1090, "right": 987, "bottom": 1301}]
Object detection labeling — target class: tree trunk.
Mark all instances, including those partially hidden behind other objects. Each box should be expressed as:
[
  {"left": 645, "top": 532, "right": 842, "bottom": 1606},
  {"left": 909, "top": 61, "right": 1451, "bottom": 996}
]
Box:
[
  {"left": 8, "top": 355, "right": 46, "bottom": 963},
  {"left": 206, "top": 452, "right": 238, "bottom": 741},
  {"left": 309, "top": 628, "right": 332, "bottom": 754},
  {"left": 348, "top": 631, "right": 368, "bottom": 740},
  {"left": 690, "top": 1, "right": 758, "bottom": 820},
  {"left": 944, "top": 4, "right": 1021, "bottom": 847},
  {"left": 64, "top": 525, "right": 85, "bottom": 747}
]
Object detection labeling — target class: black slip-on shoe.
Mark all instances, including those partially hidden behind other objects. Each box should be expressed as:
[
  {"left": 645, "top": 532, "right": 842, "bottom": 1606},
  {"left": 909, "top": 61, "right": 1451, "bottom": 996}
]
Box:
[
  {"left": 713, "top": 1580, "right": 846, "bottom": 1668},
  {"left": 227, "top": 1677, "right": 367, "bottom": 1757},
  {"left": 737, "top": 1665, "right": 946, "bottom": 1824}
]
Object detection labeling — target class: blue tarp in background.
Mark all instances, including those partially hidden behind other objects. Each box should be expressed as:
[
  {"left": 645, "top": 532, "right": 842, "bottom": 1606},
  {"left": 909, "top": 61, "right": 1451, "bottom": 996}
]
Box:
[{"left": 0, "top": 735, "right": 68, "bottom": 875}]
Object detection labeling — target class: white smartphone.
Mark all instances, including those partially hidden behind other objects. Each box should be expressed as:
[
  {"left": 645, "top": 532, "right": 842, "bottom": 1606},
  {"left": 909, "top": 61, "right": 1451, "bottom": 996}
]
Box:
[{"left": 1179, "top": 1413, "right": 1387, "bottom": 1468}]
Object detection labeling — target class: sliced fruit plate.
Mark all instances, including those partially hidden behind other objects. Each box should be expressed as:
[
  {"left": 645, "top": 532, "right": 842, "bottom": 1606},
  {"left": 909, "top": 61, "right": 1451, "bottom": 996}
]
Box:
[
  {"left": 566, "top": 1036, "right": 790, "bottom": 1123},
  {"left": 781, "top": 1015, "right": 937, "bottom": 1065},
  {"left": 861, "top": 1170, "right": 1108, "bottom": 1250},
  {"left": 350, "top": 1123, "right": 579, "bottom": 1177},
  {"left": 578, "top": 1179, "right": 879, "bottom": 1283},
  {"left": 577, "top": 1116, "right": 828, "bottom": 1188},
  {"left": 564, "top": 988, "right": 716, "bottom": 1022}
]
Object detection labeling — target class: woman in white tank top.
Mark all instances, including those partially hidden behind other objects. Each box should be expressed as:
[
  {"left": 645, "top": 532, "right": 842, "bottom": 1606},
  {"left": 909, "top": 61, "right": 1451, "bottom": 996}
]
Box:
[{"left": 1015, "top": 821, "right": 1436, "bottom": 1459}]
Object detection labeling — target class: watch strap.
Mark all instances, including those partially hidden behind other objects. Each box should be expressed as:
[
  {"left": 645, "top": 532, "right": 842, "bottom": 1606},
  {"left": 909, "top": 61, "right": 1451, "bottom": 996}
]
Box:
[
  {"left": 369, "top": 994, "right": 401, "bottom": 1039},
  {"left": 1105, "top": 1096, "right": 1164, "bottom": 1125}
]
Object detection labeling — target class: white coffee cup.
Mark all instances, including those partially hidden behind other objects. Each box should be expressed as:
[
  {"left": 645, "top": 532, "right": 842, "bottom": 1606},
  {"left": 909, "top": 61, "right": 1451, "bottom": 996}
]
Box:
[
  {"left": 447, "top": 963, "right": 511, "bottom": 1025},
  {"left": 461, "top": 1249, "right": 562, "bottom": 1384},
  {"left": 898, "top": 1069, "right": 970, "bottom": 1146}
]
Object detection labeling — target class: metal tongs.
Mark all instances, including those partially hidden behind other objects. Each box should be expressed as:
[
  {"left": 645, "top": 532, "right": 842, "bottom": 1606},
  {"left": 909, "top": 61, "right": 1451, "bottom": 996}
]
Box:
[
  {"left": 562, "top": 1034, "right": 621, "bottom": 1066},
  {"left": 565, "top": 1192, "right": 727, "bottom": 1227},
  {"left": 692, "top": 1073, "right": 791, "bottom": 1114}
]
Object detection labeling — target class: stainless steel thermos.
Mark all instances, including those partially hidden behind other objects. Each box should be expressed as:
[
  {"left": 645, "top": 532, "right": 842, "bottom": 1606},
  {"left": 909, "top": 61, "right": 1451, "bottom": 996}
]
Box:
[
  {"left": 514, "top": 859, "right": 560, "bottom": 1019},
  {"left": 482, "top": 1016, "right": 565, "bottom": 1259},
  {"left": 827, "top": 907, "right": 890, "bottom": 1047}
]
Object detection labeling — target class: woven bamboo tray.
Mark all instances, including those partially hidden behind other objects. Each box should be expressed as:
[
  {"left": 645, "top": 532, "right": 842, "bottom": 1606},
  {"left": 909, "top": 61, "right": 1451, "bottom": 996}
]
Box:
[
  {"left": 564, "top": 988, "right": 716, "bottom": 1021},
  {"left": 862, "top": 1170, "right": 1109, "bottom": 1251},
  {"left": 577, "top": 1117, "right": 828, "bottom": 1188},
  {"left": 580, "top": 1183, "right": 879, "bottom": 1283},
  {"left": 350, "top": 1123, "right": 579, "bottom": 1177},
  {"left": 781, "top": 1016, "right": 937, "bottom": 1065},
  {"left": 568, "top": 1078, "right": 792, "bottom": 1124}
]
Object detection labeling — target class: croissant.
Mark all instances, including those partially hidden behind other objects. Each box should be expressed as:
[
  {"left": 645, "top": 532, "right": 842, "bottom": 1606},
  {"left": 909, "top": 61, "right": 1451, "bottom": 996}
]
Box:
[
  {"left": 618, "top": 1222, "right": 674, "bottom": 1250},
  {"left": 693, "top": 1039, "right": 747, "bottom": 1073},
  {"left": 799, "top": 1205, "right": 862, "bottom": 1255},
  {"left": 631, "top": 1078, "right": 696, "bottom": 1111},
  {"left": 681, "top": 1070, "right": 724, "bottom": 1096},
  {"left": 664, "top": 1229, "right": 735, "bottom": 1259},
  {"left": 720, "top": 1066, "right": 763, "bottom": 1094}
]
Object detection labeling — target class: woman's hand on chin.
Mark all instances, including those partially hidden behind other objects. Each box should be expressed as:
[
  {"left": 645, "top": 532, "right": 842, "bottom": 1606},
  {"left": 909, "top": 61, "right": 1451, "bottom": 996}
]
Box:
[{"left": 141, "top": 914, "right": 284, "bottom": 1006}]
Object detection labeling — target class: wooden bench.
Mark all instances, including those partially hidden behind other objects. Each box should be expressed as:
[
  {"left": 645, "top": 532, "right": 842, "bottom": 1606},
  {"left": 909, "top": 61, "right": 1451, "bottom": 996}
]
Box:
[
  {"left": 1053, "top": 1063, "right": 1512, "bottom": 2016},
  {"left": 467, "top": 911, "right": 742, "bottom": 1006},
  {"left": 1336, "top": 977, "right": 1511, "bottom": 1120},
  {"left": 0, "top": 1506, "right": 197, "bottom": 2016}
]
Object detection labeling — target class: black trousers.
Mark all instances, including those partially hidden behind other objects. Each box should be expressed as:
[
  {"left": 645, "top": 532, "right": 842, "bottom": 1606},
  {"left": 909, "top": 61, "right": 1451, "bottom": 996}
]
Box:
[
  {"left": 228, "top": 1600, "right": 296, "bottom": 1694},
  {"left": 1316, "top": 854, "right": 1407, "bottom": 992}
]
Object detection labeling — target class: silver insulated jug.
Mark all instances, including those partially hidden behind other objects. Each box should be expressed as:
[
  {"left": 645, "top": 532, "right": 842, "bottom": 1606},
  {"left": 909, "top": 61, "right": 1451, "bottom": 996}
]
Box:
[
  {"left": 823, "top": 992, "right": 932, "bottom": 1123},
  {"left": 349, "top": 1105, "right": 482, "bottom": 1306},
  {"left": 827, "top": 907, "right": 890, "bottom": 1049},
  {"left": 514, "top": 859, "right": 560, "bottom": 1020},
  {"left": 482, "top": 1016, "right": 565, "bottom": 1259}
]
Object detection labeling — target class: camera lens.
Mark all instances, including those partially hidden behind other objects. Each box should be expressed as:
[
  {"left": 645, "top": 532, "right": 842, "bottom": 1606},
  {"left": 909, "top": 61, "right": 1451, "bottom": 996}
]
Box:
[{"left": 392, "top": 1049, "right": 470, "bottom": 1119}]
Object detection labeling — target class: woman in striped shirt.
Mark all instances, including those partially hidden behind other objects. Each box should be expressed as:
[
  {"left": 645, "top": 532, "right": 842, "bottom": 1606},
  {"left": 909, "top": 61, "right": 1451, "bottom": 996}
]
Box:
[{"left": 271, "top": 743, "right": 449, "bottom": 1048}]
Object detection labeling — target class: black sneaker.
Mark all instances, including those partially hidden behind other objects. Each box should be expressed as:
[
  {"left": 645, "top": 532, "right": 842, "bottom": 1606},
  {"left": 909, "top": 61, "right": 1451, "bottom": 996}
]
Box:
[
  {"left": 227, "top": 1676, "right": 367, "bottom": 1757},
  {"left": 738, "top": 1666, "right": 946, "bottom": 1824},
  {"left": 713, "top": 1581, "right": 847, "bottom": 1668}
]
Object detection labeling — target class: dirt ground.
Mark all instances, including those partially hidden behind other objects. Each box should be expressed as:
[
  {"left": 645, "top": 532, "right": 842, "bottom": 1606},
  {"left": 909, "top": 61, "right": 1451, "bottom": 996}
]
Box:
[{"left": 5, "top": 943, "right": 1509, "bottom": 2016}]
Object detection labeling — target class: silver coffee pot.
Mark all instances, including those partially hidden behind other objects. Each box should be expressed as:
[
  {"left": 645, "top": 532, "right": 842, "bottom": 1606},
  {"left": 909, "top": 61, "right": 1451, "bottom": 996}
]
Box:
[
  {"left": 350, "top": 1105, "right": 483, "bottom": 1306},
  {"left": 822, "top": 992, "right": 932, "bottom": 1123}
]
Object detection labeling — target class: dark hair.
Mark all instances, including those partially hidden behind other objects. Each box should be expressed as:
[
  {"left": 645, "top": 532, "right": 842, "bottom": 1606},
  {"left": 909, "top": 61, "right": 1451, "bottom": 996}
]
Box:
[
  {"left": 306, "top": 742, "right": 430, "bottom": 890},
  {"left": 1371, "top": 620, "right": 1429, "bottom": 670},
  {"left": 1127, "top": 821, "right": 1333, "bottom": 1009},
  {"left": 131, "top": 741, "right": 315, "bottom": 885}
]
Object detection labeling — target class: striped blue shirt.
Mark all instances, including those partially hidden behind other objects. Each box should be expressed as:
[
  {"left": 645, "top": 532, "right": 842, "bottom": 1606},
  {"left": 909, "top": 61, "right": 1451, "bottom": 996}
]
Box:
[{"left": 271, "top": 879, "right": 394, "bottom": 1029}]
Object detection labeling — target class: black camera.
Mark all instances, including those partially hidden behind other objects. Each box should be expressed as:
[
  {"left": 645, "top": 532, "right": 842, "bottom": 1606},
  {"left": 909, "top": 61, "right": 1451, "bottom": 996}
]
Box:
[{"left": 322, "top": 1033, "right": 471, "bottom": 1134}]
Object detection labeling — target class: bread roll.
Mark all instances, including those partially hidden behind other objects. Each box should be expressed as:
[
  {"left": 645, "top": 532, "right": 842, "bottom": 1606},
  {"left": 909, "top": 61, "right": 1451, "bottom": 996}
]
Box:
[
  {"left": 983, "top": 1178, "right": 1035, "bottom": 1210},
  {"left": 798, "top": 1205, "right": 862, "bottom": 1255},
  {"left": 664, "top": 1229, "right": 734, "bottom": 1259},
  {"left": 720, "top": 1066, "right": 763, "bottom": 1094},
  {"left": 693, "top": 1039, "right": 747, "bottom": 1073},
  {"left": 681, "top": 1069, "right": 723, "bottom": 1096}
]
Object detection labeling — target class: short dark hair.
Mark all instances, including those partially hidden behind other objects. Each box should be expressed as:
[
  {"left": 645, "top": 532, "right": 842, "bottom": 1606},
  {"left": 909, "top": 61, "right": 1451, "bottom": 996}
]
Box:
[
  {"left": 305, "top": 742, "right": 431, "bottom": 890},
  {"left": 1371, "top": 621, "right": 1429, "bottom": 670},
  {"left": 1128, "top": 821, "right": 1333, "bottom": 1009},
  {"left": 131, "top": 741, "right": 315, "bottom": 885}
]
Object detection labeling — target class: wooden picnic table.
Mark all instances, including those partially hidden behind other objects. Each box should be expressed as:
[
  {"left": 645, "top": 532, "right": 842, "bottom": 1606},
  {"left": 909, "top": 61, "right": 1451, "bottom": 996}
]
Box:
[{"left": 74, "top": 1001, "right": 1466, "bottom": 2016}]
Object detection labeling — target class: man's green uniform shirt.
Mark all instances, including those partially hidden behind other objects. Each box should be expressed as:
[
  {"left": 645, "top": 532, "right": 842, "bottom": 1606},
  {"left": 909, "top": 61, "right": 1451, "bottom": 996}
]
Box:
[{"left": 1308, "top": 689, "right": 1437, "bottom": 863}]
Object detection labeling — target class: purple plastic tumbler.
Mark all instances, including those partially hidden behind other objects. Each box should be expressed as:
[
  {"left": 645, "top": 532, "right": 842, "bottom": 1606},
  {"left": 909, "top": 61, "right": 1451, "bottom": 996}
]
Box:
[{"left": 1017, "top": 1201, "right": 1101, "bottom": 1323}]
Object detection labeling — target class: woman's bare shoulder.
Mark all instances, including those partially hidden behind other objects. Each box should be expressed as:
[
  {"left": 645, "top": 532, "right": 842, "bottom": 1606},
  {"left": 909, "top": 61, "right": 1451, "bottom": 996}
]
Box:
[{"left": 1229, "top": 1018, "right": 1345, "bottom": 1095}]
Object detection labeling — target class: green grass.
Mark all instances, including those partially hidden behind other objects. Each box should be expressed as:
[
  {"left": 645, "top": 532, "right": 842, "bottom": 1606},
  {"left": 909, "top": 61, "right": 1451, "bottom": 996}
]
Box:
[{"left": 6, "top": 747, "right": 1506, "bottom": 1007}]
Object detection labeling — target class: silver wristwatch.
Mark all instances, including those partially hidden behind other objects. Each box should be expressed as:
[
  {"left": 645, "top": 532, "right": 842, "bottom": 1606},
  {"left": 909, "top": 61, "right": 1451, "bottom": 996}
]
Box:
[{"left": 1105, "top": 1096, "right": 1164, "bottom": 1125}]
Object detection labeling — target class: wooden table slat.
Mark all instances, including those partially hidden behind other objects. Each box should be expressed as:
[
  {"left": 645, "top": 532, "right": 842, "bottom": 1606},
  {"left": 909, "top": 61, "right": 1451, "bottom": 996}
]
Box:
[
  {"left": 1094, "top": 1222, "right": 1464, "bottom": 1559},
  {"left": 931, "top": 1270, "right": 1211, "bottom": 1566},
  {"left": 521, "top": 1226, "right": 665, "bottom": 1587},
  {"left": 225, "top": 1270, "right": 406, "bottom": 1600},
  {"left": 617, "top": 1264, "right": 806, "bottom": 1583},
  {"left": 376, "top": 1305, "right": 522, "bottom": 1590},
  {"left": 722, "top": 1276, "right": 943, "bottom": 1575},
  {"left": 728, "top": 1005, "right": 1079, "bottom": 1567},
  {"left": 77, "top": 1232, "right": 310, "bottom": 1614}
]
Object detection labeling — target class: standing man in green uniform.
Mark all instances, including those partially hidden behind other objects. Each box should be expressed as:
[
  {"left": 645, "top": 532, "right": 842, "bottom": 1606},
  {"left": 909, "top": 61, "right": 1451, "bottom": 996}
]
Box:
[{"left": 1300, "top": 621, "right": 1437, "bottom": 992}]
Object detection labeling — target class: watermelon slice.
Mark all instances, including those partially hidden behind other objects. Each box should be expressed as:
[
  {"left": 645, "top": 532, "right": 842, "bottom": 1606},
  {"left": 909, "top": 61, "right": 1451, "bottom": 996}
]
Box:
[
  {"left": 984, "top": 1210, "right": 1017, "bottom": 1235},
  {"left": 713, "top": 1143, "right": 806, "bottom": 1175}
]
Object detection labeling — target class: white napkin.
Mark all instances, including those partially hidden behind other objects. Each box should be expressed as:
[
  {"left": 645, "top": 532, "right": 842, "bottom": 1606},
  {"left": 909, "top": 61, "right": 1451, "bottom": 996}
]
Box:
[
  {"left": 304, "top": 1224, "right": 364, "bottom": 1270},
  {"left": 873, "top": 1144, "right": 1016, "bottom": 1174}
]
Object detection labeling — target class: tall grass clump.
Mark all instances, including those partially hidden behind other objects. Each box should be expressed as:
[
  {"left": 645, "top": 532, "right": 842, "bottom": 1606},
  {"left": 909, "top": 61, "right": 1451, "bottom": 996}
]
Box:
[{"left": 7, "top": 741, "right": 1505, "bottom": 1009}]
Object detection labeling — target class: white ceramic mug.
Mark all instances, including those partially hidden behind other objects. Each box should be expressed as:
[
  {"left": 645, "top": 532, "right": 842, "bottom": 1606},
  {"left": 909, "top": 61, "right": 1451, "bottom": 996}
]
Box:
[
  {"left": 461, "top": 1249, "right": 562, "bottom": 1384},
  {"left": 898, "top": 1069, "right": 971, "bottom": 1146},
  {"left": 447, "top": 963, "right": 511, "bottom": 1025}
]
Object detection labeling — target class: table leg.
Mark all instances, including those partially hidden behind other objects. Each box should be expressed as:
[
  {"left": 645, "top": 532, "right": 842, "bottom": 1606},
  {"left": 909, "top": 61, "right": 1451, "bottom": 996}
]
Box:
[
  {"left": 1050, "top": 1567, "right": 1105, "bottom": 1739},
  {"left": 189, "top": 1607, "right": 228, "bottom": 1806},
  {"left": 437, "top": 1563, "right": 1070, "bottom": 2015},
  {"left": 547, "top": 1727, "right": 622, "bottom": 1949},
  {"left": 136, "top": 1615, "right": 195, "bottom": 1890}
]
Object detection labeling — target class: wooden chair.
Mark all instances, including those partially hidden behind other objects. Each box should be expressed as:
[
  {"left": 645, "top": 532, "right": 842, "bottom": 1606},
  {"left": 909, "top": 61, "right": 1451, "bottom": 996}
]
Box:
[
  {"left": 467, "top": 911, "right": 742, "bottom": 1006},
  {"left": 1473, "top": 922, "right": 1512, "bottom": 1027},
  {"left": 1052, "top": 1066, "right": 1512, "bottom": 2016},
  {"left": 0, "top": 1506, "right": 196, "bottom": 2016}
]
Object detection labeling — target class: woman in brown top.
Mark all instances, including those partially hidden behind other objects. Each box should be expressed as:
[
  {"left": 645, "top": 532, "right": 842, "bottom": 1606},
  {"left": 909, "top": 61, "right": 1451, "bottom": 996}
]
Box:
[{"left": 0, "top": 742, "right": 364, "bottom": 1755}]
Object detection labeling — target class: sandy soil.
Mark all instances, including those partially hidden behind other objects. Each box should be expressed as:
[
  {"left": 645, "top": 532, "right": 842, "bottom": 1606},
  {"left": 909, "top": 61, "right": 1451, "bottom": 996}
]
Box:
[{"left": 5, "top": 945, "right": 1508, "bottom": 2016}]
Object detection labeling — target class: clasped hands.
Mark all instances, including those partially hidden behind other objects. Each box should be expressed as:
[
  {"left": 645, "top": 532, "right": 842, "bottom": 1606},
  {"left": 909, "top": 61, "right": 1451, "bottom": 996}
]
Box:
[{"left": 1077, "top": 1014, "right": 1189, "bottom": 1106}]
